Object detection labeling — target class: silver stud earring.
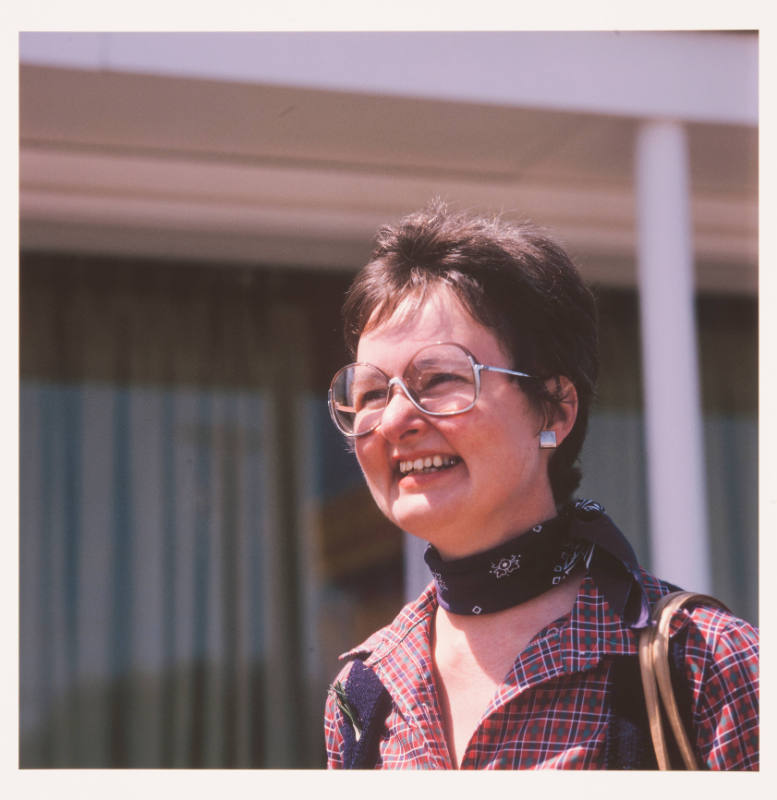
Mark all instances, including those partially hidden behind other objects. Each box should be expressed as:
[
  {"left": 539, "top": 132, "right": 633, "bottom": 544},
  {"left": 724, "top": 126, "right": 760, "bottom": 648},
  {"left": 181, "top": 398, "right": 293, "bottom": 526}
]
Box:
[{"left": 539, "top": 430, "right": 557, "bottom": 449}]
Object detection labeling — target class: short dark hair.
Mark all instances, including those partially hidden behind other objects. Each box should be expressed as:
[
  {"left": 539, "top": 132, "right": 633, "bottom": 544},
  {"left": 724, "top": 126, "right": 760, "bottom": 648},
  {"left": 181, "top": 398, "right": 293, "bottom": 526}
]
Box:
[{"left": 341, "top": 201, "right": 599, "bottom": 506}]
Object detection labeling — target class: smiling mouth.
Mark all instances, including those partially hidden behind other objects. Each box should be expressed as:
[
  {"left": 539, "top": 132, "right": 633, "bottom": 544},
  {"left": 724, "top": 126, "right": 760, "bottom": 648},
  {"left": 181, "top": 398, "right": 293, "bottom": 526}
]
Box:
[{"left": 397, "top": 455, "right": 462, "bottom": 477}]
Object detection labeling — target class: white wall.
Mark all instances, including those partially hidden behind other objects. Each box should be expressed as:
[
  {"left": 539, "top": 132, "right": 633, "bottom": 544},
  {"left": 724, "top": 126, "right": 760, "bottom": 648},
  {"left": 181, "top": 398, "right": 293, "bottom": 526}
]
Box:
[{"left": 19, "top": 31, "right": 757, "bottom": 123}]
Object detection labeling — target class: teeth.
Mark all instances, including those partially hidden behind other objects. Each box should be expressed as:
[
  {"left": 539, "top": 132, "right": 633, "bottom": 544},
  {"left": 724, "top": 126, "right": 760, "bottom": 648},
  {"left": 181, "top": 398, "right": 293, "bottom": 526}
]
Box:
[{"left": 398, "top": 456, "right": 459, "bottom": 475}]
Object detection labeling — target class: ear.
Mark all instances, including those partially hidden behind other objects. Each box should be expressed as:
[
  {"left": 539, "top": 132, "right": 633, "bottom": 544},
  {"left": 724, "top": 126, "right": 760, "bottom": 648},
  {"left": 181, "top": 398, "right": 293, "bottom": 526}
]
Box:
[{"left": 543, "top": 376, "right": 578, "bottom": 446}]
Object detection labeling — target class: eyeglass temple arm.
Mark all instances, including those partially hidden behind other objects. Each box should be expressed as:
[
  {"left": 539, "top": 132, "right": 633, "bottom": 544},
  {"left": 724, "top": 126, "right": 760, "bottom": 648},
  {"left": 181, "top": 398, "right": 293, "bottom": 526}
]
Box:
[{"left": 478, "top": 364, "right": 534, "bottom": 379}]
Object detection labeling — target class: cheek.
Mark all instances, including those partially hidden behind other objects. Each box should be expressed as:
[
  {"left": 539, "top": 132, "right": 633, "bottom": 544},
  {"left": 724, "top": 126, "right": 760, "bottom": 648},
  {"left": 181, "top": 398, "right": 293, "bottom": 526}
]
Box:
[
  {"left": 354, "top": 439, "right": 386, "bottom": 485},
  {"left": 468, "top": 402, "right": 543, "bottom": 472},
  {"left": 496, "top": 392, "right": 544, "bottom": 438}
]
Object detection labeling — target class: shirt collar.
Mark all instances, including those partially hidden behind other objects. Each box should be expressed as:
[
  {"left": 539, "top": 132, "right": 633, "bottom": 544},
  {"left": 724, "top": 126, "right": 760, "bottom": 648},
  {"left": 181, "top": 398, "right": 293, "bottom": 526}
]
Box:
[
  {"left": 340, "top": 571, "right": 641, "bottom": 670},
  {"left": 340, "top": 581, "right": 438, "bottom": 665}
]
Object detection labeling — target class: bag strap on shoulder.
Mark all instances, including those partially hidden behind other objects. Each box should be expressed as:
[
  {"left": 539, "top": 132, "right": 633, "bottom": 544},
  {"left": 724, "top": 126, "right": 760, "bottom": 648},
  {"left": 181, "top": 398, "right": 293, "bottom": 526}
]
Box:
[{"left": 638, "top": 590, "right": 730, "bottom": 770}]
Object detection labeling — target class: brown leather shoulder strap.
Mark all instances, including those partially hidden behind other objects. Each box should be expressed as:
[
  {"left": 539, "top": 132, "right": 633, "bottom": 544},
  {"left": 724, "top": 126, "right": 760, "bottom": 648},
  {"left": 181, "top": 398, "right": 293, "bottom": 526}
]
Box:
[{"left": 638, "top": 590, "right": 730, "bottom": 770}]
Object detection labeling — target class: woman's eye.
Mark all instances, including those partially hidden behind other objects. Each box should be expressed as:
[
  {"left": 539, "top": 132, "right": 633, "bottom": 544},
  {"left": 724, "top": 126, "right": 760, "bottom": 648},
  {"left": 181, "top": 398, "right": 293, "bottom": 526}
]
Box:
[
  {"left": 355, "top": 388, "right": 387, "bottom": 410},
  {"left": 421, "top": 371, "right": 466, "bottom": 391}
]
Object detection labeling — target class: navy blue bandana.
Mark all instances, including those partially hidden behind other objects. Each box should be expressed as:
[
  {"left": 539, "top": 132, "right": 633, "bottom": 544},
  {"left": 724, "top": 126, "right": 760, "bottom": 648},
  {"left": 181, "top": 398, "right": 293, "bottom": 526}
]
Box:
[{"left": 423, "top": 499, "right": 650, "bottom": 628}]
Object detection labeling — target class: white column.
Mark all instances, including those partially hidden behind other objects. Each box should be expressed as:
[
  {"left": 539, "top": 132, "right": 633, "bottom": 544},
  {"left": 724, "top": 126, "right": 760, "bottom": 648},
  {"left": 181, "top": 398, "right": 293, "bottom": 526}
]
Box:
[
  {"left": 635, "top": 119, "right": 711, "bottom": 592},
  {"left": 404, "top": 532, "right": 431, "bottom": 603}
]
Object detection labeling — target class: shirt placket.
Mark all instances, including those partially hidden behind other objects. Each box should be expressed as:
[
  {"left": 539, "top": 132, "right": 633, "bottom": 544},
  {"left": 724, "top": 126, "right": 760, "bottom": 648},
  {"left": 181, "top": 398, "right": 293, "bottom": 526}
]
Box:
[
  {"left": 458, "top": 624, "right": 570, "bottom": 769},
  {"left": 371, "top": 627, "right": 453, "bottom": 767}
]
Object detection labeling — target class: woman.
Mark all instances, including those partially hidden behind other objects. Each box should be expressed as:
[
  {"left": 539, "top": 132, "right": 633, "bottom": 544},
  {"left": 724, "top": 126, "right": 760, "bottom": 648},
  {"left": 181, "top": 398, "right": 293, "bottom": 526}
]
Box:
[{"left": 323, "top": 203, "right": 758, "bottom": 769}]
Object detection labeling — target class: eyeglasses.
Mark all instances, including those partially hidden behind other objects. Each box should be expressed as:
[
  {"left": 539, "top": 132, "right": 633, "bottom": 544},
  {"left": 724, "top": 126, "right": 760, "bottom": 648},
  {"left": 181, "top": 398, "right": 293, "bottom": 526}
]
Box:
[{"left": 328, "top": 342, "right": 534, "bottom": 437}]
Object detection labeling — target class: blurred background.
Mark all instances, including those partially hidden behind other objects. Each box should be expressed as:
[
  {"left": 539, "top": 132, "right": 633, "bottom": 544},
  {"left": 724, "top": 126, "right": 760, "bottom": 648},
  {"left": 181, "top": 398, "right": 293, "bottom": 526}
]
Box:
[{"left": 18, "top": 31, "right": 757, "bottom": 768}]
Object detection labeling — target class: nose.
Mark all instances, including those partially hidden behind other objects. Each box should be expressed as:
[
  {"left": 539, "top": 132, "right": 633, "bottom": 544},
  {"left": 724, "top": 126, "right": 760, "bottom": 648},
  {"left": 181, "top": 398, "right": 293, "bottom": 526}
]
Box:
[{"left": 377, "top": 379, "right": 425, "bottom": 441}]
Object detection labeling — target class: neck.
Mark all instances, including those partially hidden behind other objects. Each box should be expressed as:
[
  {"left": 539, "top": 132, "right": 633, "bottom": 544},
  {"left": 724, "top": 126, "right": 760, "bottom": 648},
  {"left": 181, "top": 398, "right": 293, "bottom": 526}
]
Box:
[
  {"left": 424, "top": 495, "right": 558, "bottom": 561},
  {"left": 436, "top": 569, "right": 585, "bottom": 640}
]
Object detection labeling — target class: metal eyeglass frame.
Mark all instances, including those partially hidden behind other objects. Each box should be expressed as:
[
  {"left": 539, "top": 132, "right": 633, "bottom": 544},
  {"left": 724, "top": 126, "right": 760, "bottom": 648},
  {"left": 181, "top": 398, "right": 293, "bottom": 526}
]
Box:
[{"left": 328, "top": 341, "right": 535, "bottom": 437}]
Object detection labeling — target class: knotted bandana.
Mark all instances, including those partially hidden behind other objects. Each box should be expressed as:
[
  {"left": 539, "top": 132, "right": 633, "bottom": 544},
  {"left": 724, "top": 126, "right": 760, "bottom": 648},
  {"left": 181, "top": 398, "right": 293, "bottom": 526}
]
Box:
[{"left": 423, "top": 499, "right": 650, "bottom": 627}]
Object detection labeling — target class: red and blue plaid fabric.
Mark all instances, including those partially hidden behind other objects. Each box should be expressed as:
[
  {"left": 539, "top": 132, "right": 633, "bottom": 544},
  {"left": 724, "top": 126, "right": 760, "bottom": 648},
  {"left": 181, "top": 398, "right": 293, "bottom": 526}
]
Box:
[{"left": 324, "top": 571, "right": 758, "bottom": 769}]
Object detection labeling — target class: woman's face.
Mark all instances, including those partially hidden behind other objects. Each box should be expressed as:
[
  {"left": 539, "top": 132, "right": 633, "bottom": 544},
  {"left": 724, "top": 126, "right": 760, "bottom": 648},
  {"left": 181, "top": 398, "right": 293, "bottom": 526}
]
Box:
[{"left": 353, "top": 286, "right": 562, "bottom": 559}]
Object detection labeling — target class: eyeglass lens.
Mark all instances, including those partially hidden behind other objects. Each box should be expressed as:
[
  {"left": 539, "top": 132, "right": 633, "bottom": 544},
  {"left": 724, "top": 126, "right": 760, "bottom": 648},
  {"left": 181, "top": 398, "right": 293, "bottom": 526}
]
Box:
[{"left": 330, "top": 343, "right": 477, "bottom": 435}]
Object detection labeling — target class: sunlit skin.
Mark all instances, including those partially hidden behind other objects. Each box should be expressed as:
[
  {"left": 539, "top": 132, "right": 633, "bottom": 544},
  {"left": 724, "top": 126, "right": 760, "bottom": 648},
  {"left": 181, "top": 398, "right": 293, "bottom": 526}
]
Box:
[{"left": 354, "top": 286, "right": 578, "bottom": 560}]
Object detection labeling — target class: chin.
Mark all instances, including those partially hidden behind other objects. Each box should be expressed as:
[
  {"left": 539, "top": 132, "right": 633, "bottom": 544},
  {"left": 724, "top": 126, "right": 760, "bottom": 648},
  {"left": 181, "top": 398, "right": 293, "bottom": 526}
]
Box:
[{"left": 389, "top": 500, "right": 461, "bottom": 542}]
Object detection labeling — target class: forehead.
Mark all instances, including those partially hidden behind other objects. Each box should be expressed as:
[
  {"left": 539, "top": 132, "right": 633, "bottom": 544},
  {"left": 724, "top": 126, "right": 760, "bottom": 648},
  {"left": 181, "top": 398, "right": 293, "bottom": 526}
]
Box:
[{"left": 356, "top": 286, "right": 508, "bottom": 366}]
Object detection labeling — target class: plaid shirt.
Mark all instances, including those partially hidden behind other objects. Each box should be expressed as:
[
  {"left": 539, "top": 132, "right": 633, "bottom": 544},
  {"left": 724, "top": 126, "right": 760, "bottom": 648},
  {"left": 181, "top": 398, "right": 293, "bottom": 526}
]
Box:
[{"left": 324, "top": 570, "right": 759, "bottom": 769}]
